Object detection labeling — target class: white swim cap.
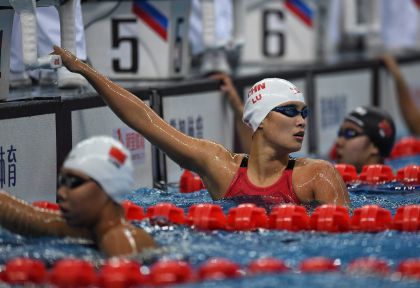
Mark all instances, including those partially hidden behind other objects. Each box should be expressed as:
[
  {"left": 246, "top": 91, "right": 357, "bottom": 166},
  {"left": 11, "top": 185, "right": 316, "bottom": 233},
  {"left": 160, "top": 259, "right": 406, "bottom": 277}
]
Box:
[
  {"left": 63, "top": 136, "right": 134, "bottom": 204},
  {"left": 243, "top": 78, "right": 305, "bottom": 132}
]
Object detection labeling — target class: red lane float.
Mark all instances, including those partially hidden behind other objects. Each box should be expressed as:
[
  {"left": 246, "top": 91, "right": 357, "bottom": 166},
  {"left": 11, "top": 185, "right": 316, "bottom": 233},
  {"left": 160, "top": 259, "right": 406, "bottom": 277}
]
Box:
[
  {"left": 299, "top": 257, "right": 339, "bottom": 273},
  {"left": 149, "top": 260, "right": 194, "bottom": 286},
  {"left": 269, "top": 205, "right": 310, "bottom": 231},
  {"left": 396, "top": 165, "right": 420, "bottom": 185},
  {"left": 334, "top": 164, "right": 358, "bottom": 184},
  {"left": 346, "top": 258, "right": 390, "bottom": 275},
  {"left": 98, "top": 258, "right": 145, "bottom": 288},
  {"left": 226, "top": 203, "right": 268, "bottom": 231},
  {"left": 358, "top": 165, "right": 394, "bottom": 184},
  {"left": 147, "top": 202, "right": 185, "bottom": 225},
  {"left": 186, "top": 204, "right": 226, "bottom": 230},
  {"left": 393, "top": 205, "right": 420, "bottom": 231},
  {"left": 198, "top": 258, "right": 241, "bottom": 281},
  {"left": 4, "top": 258, "right": 46, "bottom": 284},
  {"left": 180, "top": 170, "right": 205, "bottom": 193},
  {"left": 49, "top": 259, "right": 97, "bottom": 287},
  {"left": 397, "top": 258, "right": 420, "bottom": 279},
  {"left": 248, "top": 258, "right": 289, "bottom": 274},
  {"left": 351, "top": 205, "right": 392, "bottom": 232},
  {"left": 121, "top": 200, "right": 145, "bottom": 221},
  {"left": 390, "top": 137, "right": 420, "bottom": 159},
  {"left": 310, "top": 205, "right": 350, "bottom": 232}
]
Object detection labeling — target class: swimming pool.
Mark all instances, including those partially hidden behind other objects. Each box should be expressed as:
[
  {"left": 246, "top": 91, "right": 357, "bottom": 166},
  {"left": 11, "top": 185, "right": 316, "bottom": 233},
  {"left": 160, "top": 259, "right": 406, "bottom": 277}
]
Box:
[{"left": 0, "top": 158, "right": 419, "bottom": 287}]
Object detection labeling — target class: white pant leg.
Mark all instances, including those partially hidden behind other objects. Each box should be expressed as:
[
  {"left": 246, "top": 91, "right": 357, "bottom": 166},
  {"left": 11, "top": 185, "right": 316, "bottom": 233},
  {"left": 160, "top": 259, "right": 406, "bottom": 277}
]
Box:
[
  {"left": 37, "top": 0, "right": 86, "bottom": 60},
  {"left": 10, "top": 12, "right": 25, "bottom": 73}
]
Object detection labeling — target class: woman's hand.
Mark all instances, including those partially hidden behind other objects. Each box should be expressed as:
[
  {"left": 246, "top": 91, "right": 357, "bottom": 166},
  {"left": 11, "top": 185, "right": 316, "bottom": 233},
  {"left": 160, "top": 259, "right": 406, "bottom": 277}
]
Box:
[{"left": 52, "top": 46, "right": 85, "bottom": 74}]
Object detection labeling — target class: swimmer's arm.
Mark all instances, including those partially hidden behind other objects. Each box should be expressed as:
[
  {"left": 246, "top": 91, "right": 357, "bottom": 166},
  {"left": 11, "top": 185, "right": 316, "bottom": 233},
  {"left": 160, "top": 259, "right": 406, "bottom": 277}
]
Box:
[
  {"left": 381, "top": 54, "right": 420, "bottom": 135},
  {"left": 311, "top": 161, "right": 351, "bottom": 207},
  {"left": 53, "top": 46, "right": 220, "bottom": 172},
  {"left": 0, "top": 191, "right": 91, "bottom": 239}
]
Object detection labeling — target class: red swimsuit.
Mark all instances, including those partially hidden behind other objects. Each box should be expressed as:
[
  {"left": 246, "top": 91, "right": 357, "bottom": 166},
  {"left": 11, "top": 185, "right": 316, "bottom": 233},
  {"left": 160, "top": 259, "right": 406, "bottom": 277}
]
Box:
[{"left": 224, "top": 156, "right": 301, "bottom": 205}]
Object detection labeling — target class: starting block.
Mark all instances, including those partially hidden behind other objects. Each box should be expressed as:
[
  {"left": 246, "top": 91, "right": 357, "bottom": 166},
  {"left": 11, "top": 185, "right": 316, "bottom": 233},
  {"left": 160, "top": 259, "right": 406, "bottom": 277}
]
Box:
[
  {"left": 0, "top": 0, "right": 79, "bottom": 100},
  {"left": 82, "top": 0, "right": 191, "bottom": 80}
]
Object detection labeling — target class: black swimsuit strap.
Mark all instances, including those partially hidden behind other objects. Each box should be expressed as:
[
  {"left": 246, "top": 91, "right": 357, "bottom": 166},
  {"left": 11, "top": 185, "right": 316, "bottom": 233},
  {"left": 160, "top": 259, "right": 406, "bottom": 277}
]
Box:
[
  {"left": 240, "top": 155, "right": 249, "bottom": 167},
  {"left": 240, "top": 155, "right": 295, "bottom": 170}
]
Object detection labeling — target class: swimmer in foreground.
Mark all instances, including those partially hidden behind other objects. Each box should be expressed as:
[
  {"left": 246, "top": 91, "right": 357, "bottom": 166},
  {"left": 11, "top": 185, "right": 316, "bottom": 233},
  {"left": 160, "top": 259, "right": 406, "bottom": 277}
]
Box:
[
  {"left": 335, "top": 106, "right": 396, "bottom": 173},
  {"left": 53, "top": 46, "right": 350, "bottom": 207},
  {"left": 0, "top": 136, "right": 156, "bottom": 257}
]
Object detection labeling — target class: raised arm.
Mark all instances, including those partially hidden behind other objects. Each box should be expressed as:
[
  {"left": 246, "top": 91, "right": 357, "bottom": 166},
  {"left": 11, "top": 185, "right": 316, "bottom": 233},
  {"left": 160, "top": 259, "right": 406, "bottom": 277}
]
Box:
[
  {"left": 381, "top": 54, "right": 420, "bottom": 136},
  {"left": 53, "top": 47, "right": 240, "bottom": 199},
  {"left": 0, "top": 191, "right": 91, "bottom": 238},
  {"left": 54, "top": 47, "right": 222, "bottom": 171},
  {"left": 211, "top": 73, "right": 253, "bottom": 153}
]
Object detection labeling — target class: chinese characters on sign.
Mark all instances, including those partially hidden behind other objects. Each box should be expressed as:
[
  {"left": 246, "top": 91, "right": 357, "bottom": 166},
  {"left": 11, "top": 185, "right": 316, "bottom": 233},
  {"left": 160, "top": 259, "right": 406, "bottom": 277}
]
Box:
[
  {"left": 0, "top": 145, "right": 17, "bottom": 188},
  {"left": 321, "top": 95, "right": 347, "bottom": 129},
  {"left": 113, "top": 128, "right": 146, "bottom": 165},
  {"left": 169, "top": 115, "right": 203, "bottom": 138}
]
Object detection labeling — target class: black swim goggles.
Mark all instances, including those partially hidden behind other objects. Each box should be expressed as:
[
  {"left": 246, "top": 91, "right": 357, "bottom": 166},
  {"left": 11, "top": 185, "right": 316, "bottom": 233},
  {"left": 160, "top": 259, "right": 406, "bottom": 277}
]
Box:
[
  {"left": 57, "top": 174, "right": 91, "bottom": 189},
  {"left": 337, "top": 128, "right": 365, "bottom": 139},
  {"left": 271, "top": 105, "right": 309, "bottom": 119}
]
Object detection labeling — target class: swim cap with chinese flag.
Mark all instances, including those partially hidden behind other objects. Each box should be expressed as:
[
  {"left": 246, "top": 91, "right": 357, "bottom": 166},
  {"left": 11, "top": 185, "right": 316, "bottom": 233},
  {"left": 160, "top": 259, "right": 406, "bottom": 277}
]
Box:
[
  {"left": 63, "top": 136, "right": 134, "bottom": 203},
  {"left": 243, "top": 78, "right": 305, "bottom": 132}
]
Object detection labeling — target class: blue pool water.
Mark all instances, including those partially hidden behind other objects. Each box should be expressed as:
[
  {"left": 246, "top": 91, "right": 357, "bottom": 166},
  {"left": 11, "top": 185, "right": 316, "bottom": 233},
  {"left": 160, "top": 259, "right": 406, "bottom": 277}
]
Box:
[{"left": 0, "top": 157, "right": 419, "bottom": 287}]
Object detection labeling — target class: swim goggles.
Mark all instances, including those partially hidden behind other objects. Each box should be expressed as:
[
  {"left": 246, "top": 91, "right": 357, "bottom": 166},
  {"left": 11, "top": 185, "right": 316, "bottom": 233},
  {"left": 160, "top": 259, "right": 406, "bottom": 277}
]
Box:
[
  {"left": 337, "top": 128, "right": 365, "bottom": 139},
  {"left": 57, "top": 174, "right": 92, "bottom": 189},
  {"left": 271, "top": 105, "right": 309, "bottom": 119}
]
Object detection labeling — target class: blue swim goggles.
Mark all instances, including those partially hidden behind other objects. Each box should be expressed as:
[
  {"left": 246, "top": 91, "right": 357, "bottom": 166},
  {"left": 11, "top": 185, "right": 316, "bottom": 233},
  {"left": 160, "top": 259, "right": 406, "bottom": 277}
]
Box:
[
  {"left": 271, "top": 105, "right": 309, "bottom": 119},
  {"left": 337, "top": 128, "right": 365, "bottom": 139},
  {"left": 58, "top": 174, "right": 91, "bottom": 189}
]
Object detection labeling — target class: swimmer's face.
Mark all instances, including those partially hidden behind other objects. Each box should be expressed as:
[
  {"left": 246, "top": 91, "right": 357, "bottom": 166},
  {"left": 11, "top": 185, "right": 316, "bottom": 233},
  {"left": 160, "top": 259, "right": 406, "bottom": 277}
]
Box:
[
  {"left": 335, "top": 121, "right": 376, "bottom": 172},
  {"left": 261, "top": 101, "right": 306, "bottom": 152},
  {"left": 57, "top": 168, "right": 109, "bottom": 227}
]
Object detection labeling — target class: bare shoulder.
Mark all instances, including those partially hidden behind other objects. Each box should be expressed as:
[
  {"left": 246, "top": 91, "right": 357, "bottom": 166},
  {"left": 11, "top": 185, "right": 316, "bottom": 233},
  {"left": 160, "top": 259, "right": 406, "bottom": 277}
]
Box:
[
  {"left": 199, "top": 139, "right": 244, "bottom": 168},
  {"left": 100, "top": 225, "right": 156, "bottom": 257},
  {"left": 294, "top": 157, "right": 336, "bottom": 172}
]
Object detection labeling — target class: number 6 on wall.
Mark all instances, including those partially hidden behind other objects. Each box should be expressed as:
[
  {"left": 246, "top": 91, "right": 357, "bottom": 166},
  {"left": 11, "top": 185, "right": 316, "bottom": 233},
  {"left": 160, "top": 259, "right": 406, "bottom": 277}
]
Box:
[{"left": 262, "top": 10, "right": 285, "bottom": 58}]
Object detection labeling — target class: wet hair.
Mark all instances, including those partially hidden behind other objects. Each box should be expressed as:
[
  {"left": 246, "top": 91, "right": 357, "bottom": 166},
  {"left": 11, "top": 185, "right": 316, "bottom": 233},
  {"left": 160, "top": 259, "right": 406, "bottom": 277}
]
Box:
[{"left": 345, "top": 106, "right": 396, "bottom": 157}]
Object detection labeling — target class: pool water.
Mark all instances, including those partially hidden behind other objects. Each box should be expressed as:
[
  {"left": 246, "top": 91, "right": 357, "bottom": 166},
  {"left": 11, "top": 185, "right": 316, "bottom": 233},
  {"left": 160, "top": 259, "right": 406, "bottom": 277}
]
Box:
[{"left": 0, "top": 157, "right": 419, "bottom": 287}]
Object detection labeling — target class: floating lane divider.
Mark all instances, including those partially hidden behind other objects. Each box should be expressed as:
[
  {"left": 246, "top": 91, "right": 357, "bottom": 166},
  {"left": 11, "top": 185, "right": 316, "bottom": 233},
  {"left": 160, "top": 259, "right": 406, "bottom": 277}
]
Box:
[
  {"left": 334, "top": 164, "right": 420, "bottom": 185},
  {"left": 390, "top": 137, "right": 420, "bottom": 159},
  {"left": 31, "top": 200, "right": 420, "bottom": 232},
  {"left": 2, "top": 256, "right": 420, "bottom": 286}
]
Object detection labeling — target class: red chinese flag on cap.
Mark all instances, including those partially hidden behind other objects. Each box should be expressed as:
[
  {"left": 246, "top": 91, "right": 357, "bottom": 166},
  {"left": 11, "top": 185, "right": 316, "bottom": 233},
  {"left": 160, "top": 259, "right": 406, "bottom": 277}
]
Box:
[{"left": 109, "top": 146, "right": 127, "bottom": 166}]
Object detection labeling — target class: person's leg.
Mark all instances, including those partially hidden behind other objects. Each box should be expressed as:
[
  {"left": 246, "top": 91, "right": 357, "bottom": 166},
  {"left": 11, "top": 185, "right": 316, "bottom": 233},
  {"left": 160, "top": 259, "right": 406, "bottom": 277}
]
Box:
[{"left": 9, "top": 12, "right": 32, "bottom": 88}]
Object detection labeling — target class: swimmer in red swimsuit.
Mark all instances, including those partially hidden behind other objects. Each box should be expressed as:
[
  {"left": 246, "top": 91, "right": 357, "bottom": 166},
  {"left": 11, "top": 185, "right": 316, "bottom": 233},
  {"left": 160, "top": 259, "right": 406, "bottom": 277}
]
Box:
[
  {"left": 0, "top": 136, "right": 156, "bottom": 257},
  {"left": 54, "top": 46, "right": 350, "bottom": 207}
]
